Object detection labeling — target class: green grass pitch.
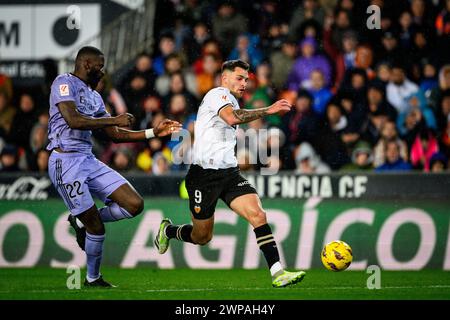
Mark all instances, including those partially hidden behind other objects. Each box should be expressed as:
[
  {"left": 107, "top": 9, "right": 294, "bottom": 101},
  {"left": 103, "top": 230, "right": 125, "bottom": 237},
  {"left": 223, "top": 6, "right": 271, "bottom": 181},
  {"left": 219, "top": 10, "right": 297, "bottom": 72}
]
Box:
[{"left": 0, "top": 268, "right": 449, "bottom": 300}]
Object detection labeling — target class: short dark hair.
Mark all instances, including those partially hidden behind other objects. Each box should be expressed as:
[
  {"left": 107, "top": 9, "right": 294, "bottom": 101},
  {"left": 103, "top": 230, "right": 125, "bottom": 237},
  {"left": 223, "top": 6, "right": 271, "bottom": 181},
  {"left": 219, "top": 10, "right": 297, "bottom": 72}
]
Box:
[
  {"left": 75, "top": 46, "right": 103, "bottom": 62},
  {"left": 221, "top": 59, "right": 250, "bottom": 73}
]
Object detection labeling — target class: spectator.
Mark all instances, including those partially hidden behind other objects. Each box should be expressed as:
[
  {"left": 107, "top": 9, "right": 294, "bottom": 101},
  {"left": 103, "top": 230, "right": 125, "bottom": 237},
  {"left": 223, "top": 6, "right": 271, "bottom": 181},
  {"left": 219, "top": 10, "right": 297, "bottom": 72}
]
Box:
[
  {"left": 28, "top": 123, "right": 48, "bottom": 170},
  {"left": 398, "top": 106, "right": 428, "bottom": 148},
  {"left": 436, "top": 89, "right": 450, "bottom": 134},
  {"left": 97, "top": 73, "right": 127, "bottom": 115},
  {"left": 410, "top": 129, "right": 440, "bottom": 171},
  {"left": 136, "top": 118, "right": 173, "bottom": 173},
  {"left": 139, "top": 95, "right": 162, "bottom": 131},
  {"left": 374, "top": 61, "right": 392, "bottom": 89},
  {"left": 155, "top": 53, "right": 197, "bottom": 98},
  {"left": 0, "top": 91, "right": 16, "bottom": 139},
  {"left": 110, "top": 147, "right": 135, "bottom": 172},
  {"left": 282, "top": 90, "right": 321, "bottom": 148},
  {"left": 368, "top": 80, "right": 397, "bottom": 121},
  {"left": 410, "top": 0, "right": 433, "bottom": 28},
  {"left": 354, "top": 44, "right": 376, "bottom": 81},
  {"left": 192, "top": 39, "right": 223, "bottom": 75},
  {"left": 228, "top": 33, "right": 263, "bottom": 69},
  {"left": 420, "top": 60, "right": 439, "bottom": 99},
  {"left": 8, "top": 93, "right": 37, "bottom": 150},
  {"left": 294, "top": 142, "right": 330, "bottom": 174},
  {"left": 340, "top": 140, "right": 374, "bottom": 171},
  {"left": 435, "top": 0, "right": 450, "bottom": 63},
  {"left": 212, "top": 1, "right": 248, "bottom": 56},
  {"left": 397, "top": 91, "right": 438, "bottom": 137},
  {"left": 329, "top": 9, "right": 353, "bottom": 53},
  {"left": 196, "top": 53, "right": 221, "bottom": 97},
  {"left": 429, "top": 64, "right": 450, "bottom": 113},
  {"left": 398, "top": 11, "right": 415, "bottom": 50},
  {"left": 410, "top": 27, "right": 437, "bottom": 69},
  {"left": 375, "top": 140, "right": 413, "bottom": 172},
  {"left": 339, "top": 68, "right": 368, "bottom": 109},
  {"left": 270, "top": 39, "right": 297, "bottom": 91},
  {"left": 373, "top": 120, "right": 409, "bottom": 167},
  {"left": 0, "top": 73, "right": 13, "bottom": 103},
  {"left": 35, "top": 148, "right": 50, "bottom": 173},
  {"left": 152, "top": 152, "right": 171, "bottom": 175},
  {"left": 341, "top": 30, "right": 358, "bottom": 71},
  {"left": 386, "top": 64, "right": 420, "bottom": 114},
  {"left": 435, "top": 0, "right": 450, "bottom": 36},
  {"left": 323, "top": 29, "right": 358, "bottom": 90},
  {"left": 118, "top": 53, "right": 156, "bottom": 106},
  {"left": 429, "top": 152, "right": 448, "bottom": 172},
  {"left": 186, "top": 21, "right": 212, "bottom": 64},
  {"left": 254, "top": 0, "right": 283, "bottom": 41},
  {"left": 376, "top": 31, "right": 403, "bottom": 66},
  {"left": 316, "top": 102, "right": 351, "bottom": 169},
  {"left": 337, "top": 90, "right": 366, "bottom": 134},
  {"left": 162, "top": 72, "right": 198, "bottom": 114},
  {"left": 0, "top": 144, "right": 19, "bottom": 172},
  {"left": 289, "top": 0, "right": 326, "bottom": 40},
  {"left": 286, "top": 37, "right": 332, "bottom": 90},
  {"left": 153, "top": 33, "right": 177, "bottom": 76},
  {"left": 260, "top": 22, "right": 286, "bottom": 56},
  {"left": 439, "top": 119, "right": 450, "bottom": 159},
  {"left": 308, "top": 69, "right": 333, "bottom": 116}
]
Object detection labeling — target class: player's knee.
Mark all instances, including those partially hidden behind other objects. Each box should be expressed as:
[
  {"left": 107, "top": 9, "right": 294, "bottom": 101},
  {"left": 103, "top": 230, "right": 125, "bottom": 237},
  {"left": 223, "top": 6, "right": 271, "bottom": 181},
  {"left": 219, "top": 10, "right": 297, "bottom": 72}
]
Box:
[
  {"left": 249, "top": 208, "right": 267, "bottom": 227},
  {"left": 193, "top": 233, "right": 213, "bottom": 246},
  {"left": 126, "top": 196, "right": 144, "bottom": 216},
  {"left": 86, "top": 221, "right": 105, "bottom": 235}
]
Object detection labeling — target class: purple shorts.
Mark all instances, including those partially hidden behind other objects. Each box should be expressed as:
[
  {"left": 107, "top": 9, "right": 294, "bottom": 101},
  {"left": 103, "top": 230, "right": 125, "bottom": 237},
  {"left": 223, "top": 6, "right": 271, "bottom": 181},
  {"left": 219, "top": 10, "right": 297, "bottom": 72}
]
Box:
[{"left": 48, "top": 151, "right": 128, "bottom": 215}]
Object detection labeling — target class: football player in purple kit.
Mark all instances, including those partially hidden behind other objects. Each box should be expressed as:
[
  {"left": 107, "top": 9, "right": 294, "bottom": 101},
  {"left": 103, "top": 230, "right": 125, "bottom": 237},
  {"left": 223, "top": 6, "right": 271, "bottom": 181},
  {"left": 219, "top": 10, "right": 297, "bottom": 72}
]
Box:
[{"left": 47, "top": 46, "right": 181, "bottom": 287}]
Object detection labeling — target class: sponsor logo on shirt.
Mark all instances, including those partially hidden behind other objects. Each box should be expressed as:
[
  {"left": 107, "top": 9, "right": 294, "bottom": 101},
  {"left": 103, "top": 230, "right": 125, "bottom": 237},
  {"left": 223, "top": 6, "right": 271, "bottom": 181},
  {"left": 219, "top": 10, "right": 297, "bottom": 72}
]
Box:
[{"left": 59, "top": 84, "right": 70, "bottom": 96}]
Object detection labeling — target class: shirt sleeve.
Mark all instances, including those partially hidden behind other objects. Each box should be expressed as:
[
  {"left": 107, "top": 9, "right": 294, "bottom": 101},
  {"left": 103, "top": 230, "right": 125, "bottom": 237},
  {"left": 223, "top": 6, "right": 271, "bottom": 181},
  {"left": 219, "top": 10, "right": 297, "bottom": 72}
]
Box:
[
  {"left": 50, "top": 76, "right": 76, "bottom": 105},
  {"left": 208, "top": 88, "right": 234, "bottom": 115},
  {"left": 93, "top": 93, "right": 111, "bottom": 118}
]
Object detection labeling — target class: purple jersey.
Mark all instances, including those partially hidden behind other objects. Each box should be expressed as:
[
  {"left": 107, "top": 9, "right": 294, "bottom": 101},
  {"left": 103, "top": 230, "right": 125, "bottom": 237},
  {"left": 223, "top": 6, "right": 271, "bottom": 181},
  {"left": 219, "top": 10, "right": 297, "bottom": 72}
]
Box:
[{"left": 47, "top": 73, "right": 110, "bottom": 154}]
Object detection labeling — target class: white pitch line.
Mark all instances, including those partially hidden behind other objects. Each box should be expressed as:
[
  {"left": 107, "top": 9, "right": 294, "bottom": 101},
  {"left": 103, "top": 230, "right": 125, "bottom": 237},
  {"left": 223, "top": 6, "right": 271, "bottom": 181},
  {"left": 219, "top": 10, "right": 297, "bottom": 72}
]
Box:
[
  {"left": 0, "top": 285, "right": 449, "bottom": 295},
  {"left": 145, "top": 285, "right": 450, "bottom": 292}
]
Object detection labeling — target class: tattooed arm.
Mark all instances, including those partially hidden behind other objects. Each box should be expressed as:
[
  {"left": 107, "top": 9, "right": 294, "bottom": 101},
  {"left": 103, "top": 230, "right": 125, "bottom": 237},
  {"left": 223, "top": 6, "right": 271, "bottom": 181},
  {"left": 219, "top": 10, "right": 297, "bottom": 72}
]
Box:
[{"left": 219, "top": 99, "right": 292, "bottom": 126}]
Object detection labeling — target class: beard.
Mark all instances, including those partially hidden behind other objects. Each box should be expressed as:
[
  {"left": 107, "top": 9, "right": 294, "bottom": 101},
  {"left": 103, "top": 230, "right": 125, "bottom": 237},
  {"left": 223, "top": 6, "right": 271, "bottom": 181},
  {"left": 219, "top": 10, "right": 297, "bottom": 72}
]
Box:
[{"left": 87, "top": 70, "right": 104, "bottom": 89}]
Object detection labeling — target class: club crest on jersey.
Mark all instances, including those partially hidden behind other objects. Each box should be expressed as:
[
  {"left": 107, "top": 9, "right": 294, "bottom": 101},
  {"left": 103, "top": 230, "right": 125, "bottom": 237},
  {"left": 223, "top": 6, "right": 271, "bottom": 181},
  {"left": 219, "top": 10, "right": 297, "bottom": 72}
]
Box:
[
  {"left": 194, "top": 206, "right": 201, "bottom": 214},
  {"left": 221, "top": 95, "right": 228, "bottom": 101},
  {"left": 59, "top": 84, "right": 70, "bottom": 96}
]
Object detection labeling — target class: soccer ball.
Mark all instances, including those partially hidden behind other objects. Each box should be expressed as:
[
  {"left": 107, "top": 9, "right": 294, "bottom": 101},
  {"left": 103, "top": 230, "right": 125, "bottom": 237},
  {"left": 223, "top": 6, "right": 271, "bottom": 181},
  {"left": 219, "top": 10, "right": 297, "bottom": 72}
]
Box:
[{"left": 321, "top": 240, "right": 353, "bottom": 271}]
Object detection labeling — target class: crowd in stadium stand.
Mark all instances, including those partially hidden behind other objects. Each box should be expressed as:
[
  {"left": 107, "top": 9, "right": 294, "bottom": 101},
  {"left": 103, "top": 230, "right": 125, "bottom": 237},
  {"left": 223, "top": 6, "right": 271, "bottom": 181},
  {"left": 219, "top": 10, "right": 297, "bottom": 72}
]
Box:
[{"left": 1, "top": 0, "right": 450, "bottom": 174}]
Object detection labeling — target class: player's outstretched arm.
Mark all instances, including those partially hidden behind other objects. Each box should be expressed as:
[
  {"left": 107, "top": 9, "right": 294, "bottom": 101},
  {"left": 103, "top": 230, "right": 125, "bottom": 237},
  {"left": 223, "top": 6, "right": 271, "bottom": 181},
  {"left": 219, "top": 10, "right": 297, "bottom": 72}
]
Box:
[
  {"left": 219, "top": 99, "right": 292, "bottom": 125},
  {"left": 103, "top": 119, "right": 182, "bottom": 143},
  {"left": 58, "top": 101, "right": 133, "bottom": 130}
]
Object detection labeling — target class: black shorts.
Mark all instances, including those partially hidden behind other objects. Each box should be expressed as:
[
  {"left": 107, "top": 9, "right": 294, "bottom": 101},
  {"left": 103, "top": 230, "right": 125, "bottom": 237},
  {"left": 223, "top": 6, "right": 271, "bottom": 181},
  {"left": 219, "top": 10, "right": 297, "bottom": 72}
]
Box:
[{"left": 185, "top": 165, "right": 258, "bottom": 220}]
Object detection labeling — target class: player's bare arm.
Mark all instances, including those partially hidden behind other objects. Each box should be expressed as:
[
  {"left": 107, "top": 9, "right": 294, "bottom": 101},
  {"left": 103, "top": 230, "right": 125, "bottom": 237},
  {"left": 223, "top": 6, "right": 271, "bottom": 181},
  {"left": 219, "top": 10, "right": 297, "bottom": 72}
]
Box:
[
  {"left": 219, "top": 99, "right": 292, "bottom": 125},
  {"left": 103, "top": 119, "right": 182, "bottom": 143},
  {"left": 58, "top": 100, "right": 133, "bottom": 130}
]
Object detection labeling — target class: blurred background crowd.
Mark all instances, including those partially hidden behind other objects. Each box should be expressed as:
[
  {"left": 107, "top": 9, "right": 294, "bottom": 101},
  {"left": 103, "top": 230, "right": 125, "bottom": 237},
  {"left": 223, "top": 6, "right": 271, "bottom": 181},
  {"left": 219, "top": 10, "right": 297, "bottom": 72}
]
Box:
[{"left": 1, "top": 0, "right": 450, "bottom": 174}]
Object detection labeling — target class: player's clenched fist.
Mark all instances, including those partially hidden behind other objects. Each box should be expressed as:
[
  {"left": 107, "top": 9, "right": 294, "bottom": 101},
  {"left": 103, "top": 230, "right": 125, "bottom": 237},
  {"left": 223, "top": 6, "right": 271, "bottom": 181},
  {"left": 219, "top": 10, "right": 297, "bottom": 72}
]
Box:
[
  {"left": 115, "top": 113, "right": 135, "bottom": 127},
  {"left": 267, "top": 99, "right": 292, "bottom": 115},
  {"left": 154, "top": 119, "right": 183, "bottom": 137}
]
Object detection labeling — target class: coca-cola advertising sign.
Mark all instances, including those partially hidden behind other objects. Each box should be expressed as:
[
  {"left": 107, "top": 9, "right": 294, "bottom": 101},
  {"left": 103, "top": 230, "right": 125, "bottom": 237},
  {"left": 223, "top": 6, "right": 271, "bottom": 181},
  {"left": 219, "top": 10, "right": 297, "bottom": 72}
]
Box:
[{"left": 0, "top": 176, "right": 51, "bottom": 200}]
